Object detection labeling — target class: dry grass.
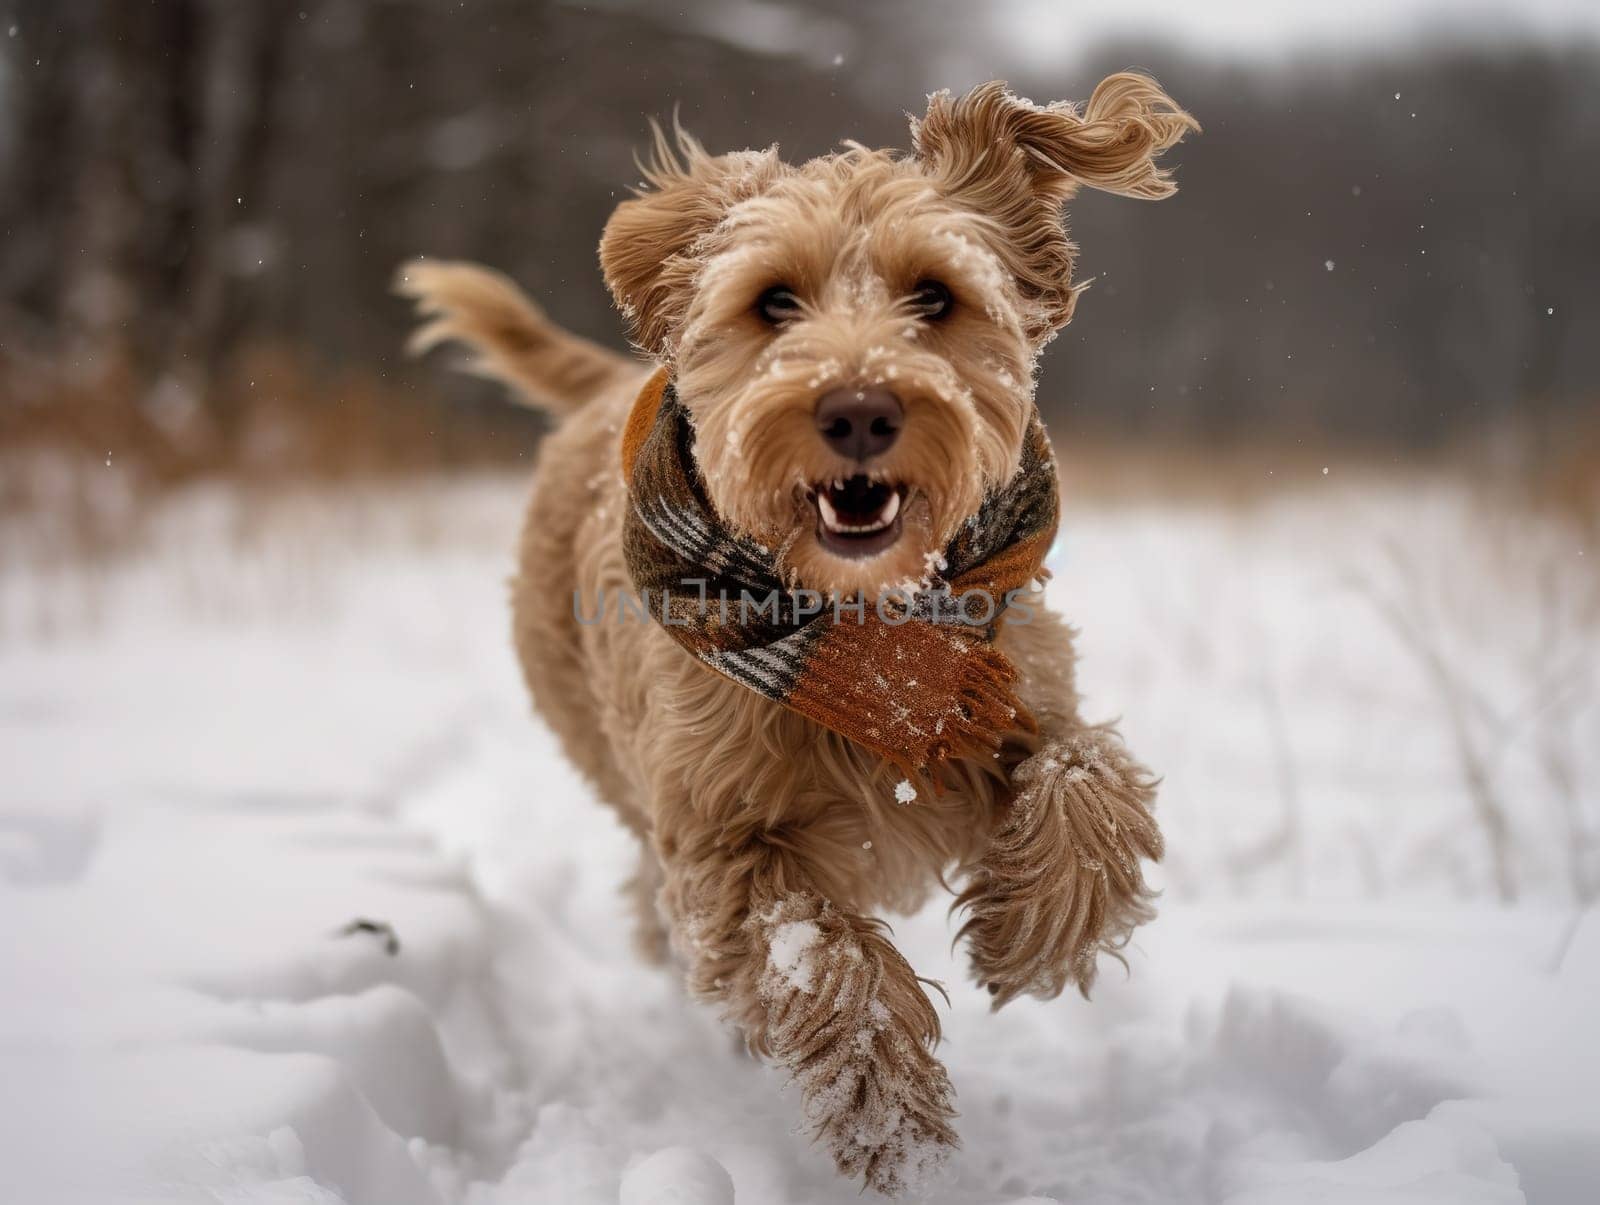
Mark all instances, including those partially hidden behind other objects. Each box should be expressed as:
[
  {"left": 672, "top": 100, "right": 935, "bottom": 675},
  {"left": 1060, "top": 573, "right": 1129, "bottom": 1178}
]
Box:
[
  {"left": 0, "top": 341, "right": 541, "bottom": 503},
  {"left": 0, "top": 341, "right": 547, "bottom": 567},
  {"left": 4, "top": 344, "right": 1596, "bottom": 574},
  {"left": 1056, "top": 413, "right": 1600, "bottom": 538}
]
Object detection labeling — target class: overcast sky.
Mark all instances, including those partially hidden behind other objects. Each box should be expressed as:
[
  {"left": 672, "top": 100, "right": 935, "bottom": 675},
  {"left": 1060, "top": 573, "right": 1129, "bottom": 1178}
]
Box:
[{"left": 994, "top": 0, "right": 1600, "bottom": 63}]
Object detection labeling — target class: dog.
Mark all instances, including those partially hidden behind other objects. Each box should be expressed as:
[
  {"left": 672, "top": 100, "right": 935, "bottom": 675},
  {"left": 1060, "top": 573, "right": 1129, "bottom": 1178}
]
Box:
[{"left": 399, "top": 74, "right": 1195, "bottom": 1196}]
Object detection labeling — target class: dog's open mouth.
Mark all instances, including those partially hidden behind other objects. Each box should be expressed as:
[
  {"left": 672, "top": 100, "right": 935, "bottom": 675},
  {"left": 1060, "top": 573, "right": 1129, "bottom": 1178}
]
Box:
[{"left": 808, "top": 476, "right": 906, "bottom": 559}]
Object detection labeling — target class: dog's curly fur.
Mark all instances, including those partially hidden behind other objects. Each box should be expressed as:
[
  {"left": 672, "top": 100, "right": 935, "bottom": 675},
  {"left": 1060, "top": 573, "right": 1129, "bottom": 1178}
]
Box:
[{"left": 400, "top": 74, "right": 1195, "bottom": 1195}]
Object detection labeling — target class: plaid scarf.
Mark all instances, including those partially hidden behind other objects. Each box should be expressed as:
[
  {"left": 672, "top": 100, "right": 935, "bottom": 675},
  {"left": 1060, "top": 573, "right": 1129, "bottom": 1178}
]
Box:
[{"left": 621, "top": 367, "right": 1059, "bottom": 780}]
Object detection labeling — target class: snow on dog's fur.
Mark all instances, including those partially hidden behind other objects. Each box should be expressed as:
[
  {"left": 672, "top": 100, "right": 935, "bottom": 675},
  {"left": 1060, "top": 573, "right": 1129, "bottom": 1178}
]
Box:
[{"left": 399, "top": 74, "right": 1195, "bottom": 1195}]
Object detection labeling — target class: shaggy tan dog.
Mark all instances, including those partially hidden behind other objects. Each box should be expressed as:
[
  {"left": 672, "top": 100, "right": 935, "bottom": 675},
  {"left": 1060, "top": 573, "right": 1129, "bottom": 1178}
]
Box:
[{"left": 400, "top": 74, "right": 1195, "bottom": 1196}]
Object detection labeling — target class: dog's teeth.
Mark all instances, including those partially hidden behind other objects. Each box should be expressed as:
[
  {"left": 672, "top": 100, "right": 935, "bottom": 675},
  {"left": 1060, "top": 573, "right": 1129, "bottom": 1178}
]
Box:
[
  {"left": 817, "top": 491, "right": 842, "bottom": 531},
  {"left": 816, "top": 486, "right": 901, "bottom": 535}
]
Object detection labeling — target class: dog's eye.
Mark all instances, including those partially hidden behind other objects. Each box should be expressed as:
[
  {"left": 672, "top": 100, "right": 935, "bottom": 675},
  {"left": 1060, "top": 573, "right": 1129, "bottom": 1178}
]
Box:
[
  {"left": 910, "top": 280, "right": 953, "bottom": 321},
  {"left": 756, "top": 286, "right": 803, "bottom": 325}
]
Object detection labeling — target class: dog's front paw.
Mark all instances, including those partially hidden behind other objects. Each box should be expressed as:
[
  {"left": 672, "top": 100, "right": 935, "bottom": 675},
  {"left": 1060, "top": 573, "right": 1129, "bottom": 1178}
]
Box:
[
  {"left": 958, "top": 731, "right": 1162, "bottom": 1008},
  {"left": 818, "top": 1026, "right": 957, "bottom": 1197},
  {"left": 752, "top": 895, "right": 958, "bottom": 1196}
]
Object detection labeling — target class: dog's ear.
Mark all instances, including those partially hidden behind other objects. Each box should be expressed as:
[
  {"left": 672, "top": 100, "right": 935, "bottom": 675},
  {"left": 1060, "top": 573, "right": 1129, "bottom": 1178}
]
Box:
[
  {"left": 600, "top": 122, "right": 781, "bottom": 357},
  {"left": 912, "top": 73, "right": 1197, "bottom": 336}
]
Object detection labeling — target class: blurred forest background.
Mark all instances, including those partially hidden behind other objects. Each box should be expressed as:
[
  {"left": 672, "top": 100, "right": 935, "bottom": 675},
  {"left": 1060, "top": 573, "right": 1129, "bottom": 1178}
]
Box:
[{"left": 1, "top": 0, "right": 1598, "bottom": 495}]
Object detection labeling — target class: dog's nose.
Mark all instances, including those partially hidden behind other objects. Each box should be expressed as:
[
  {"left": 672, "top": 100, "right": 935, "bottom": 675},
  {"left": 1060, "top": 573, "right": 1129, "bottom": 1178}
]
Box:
[{"left": 814, "top": 386, "right": 903, "bottom": 461}]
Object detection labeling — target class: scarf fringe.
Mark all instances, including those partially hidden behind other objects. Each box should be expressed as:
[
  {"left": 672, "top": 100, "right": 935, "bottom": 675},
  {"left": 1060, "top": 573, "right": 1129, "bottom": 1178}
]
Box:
[{"left": 786, "top": 621, "right": 1036, "bottom": 780}]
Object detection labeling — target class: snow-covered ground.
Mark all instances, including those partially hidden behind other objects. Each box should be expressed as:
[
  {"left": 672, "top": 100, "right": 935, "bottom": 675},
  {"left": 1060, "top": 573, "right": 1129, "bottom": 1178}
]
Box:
[{"left": 1, "top": 470, "right": 1596, "bottom": 1204}]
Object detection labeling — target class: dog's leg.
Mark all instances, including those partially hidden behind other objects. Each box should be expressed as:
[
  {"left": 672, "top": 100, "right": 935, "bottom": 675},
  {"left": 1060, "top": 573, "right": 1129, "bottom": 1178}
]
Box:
[
  {"left": 956, "top": 725, "right": 1162, "bottom": 1008},
  {"left": 657, "top": 824, "right": 956, "bottom": 1196}
]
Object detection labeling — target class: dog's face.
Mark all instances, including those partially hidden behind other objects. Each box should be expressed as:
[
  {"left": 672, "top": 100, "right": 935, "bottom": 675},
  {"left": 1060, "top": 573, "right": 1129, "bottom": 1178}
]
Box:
[
  {"left": 602, "top": 76, "right": 1195, "bottom": 597},
  {"left": 666, "top": 158, "right": 1038, "bottom": 596}
]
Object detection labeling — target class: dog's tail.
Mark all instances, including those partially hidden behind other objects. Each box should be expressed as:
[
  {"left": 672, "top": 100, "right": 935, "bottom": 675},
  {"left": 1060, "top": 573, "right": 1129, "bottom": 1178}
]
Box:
[{"left": 395, "top": 259, "right": 641, "bottom": 418}]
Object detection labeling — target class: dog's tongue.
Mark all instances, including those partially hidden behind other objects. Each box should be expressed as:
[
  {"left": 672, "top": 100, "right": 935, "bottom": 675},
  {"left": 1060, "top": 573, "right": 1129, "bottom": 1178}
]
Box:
[{"left": 829, "top": 475, "right": 892, "bottom": 524}]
